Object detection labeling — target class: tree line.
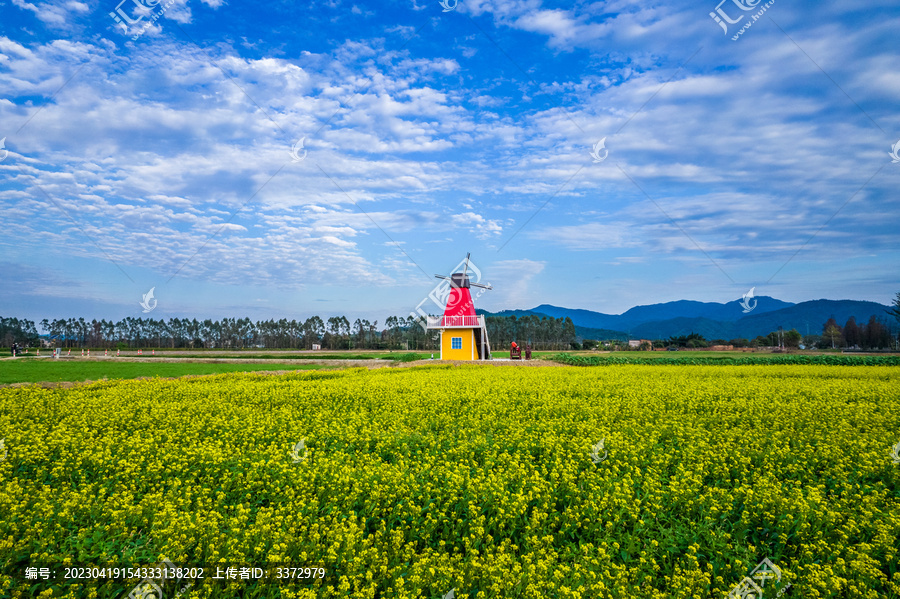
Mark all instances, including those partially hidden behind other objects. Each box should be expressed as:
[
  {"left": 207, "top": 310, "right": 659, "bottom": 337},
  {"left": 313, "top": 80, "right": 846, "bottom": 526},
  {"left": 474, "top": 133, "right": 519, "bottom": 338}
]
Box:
[
  {"left": 3, "top": 293, "right": 897, "bottom": 352},
  {"left": 485, "top": 314, "right": 577, "bottom": 351},
  {"left": 1, "top": 313, "right": 578, "bottom": 351},
  {"left": 1, "top": 316, "right": 430, "bottom": 350},
  {"left": 818, "top": 314, "right": 897, "bottom": 349},
  {"left": 581, "top": 311, "right": 898, "bottom": 351}
]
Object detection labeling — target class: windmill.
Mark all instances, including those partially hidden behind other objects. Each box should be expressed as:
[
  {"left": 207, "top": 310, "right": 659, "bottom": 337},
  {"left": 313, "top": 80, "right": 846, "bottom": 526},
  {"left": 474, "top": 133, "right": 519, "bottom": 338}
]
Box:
[
  {"left": 434, "top": 252, "right": 493, "bottom": 296},
  {"left": 426, "top": 253, "right": 493, "bottom": 360}
]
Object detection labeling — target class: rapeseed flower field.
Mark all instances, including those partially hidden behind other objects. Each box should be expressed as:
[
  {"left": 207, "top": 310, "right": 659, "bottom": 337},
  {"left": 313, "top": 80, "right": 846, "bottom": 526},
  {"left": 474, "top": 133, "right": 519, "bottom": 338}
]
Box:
[{"left": 1, "top": 364, "right": 899, "bottom": 598}]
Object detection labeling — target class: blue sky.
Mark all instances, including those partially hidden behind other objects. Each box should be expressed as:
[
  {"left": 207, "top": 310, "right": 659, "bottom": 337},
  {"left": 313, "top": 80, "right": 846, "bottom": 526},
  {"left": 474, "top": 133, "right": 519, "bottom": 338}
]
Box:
[{"left": 1, "top": 0, "right": 898, "bottom": 324}]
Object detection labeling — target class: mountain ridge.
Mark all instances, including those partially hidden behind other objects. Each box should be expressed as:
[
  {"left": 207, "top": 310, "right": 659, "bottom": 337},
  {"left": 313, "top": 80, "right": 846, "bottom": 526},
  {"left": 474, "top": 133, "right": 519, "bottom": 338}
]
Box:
[{"left": 484, "top": 297, "right": 896, "bottom": 340}]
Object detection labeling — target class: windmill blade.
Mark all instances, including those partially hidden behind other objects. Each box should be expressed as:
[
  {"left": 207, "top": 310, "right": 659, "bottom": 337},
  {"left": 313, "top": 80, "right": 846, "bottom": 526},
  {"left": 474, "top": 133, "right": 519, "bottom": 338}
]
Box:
[
  {"left": 463, "top": 252, "right": 470, "bottom": 277},
  {"left": 435, "top": 274, "right": 462, "bottom": 288},
  {"left": 470, "top": 282, "right": 492, "bottom": 290}
]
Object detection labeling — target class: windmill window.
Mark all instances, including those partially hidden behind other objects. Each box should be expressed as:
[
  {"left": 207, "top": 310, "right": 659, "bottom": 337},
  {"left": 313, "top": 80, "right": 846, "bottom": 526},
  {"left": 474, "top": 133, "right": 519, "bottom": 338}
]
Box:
[{"left": 451, "top": 337, "right": 462, "bottom": 350}]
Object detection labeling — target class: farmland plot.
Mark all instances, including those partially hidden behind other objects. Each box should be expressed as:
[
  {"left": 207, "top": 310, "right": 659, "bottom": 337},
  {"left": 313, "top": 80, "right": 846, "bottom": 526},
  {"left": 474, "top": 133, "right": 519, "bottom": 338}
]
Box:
[{"left": 0, "top": 365, "right": 898, "bottom": 598}]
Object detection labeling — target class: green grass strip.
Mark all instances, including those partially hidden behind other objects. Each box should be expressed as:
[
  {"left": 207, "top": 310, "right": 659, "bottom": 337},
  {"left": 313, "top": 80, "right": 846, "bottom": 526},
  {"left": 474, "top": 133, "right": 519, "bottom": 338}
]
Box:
[{"left": 548, "top": 352, "right": 900, "bottom": 366}]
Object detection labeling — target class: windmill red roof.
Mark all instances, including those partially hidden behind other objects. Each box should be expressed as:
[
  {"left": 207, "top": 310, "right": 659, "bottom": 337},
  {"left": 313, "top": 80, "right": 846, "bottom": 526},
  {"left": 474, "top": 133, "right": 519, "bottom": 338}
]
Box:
[{"left": 444, "top": 273, "right": 477, "bottom": 317}]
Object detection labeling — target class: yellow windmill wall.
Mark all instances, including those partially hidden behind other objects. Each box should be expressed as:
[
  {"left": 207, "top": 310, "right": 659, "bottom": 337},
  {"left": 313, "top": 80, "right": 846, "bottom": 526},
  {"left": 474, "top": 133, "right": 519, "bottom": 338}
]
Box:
[{"left": 441, "top": 329, "right": 476, "bottom": 360}]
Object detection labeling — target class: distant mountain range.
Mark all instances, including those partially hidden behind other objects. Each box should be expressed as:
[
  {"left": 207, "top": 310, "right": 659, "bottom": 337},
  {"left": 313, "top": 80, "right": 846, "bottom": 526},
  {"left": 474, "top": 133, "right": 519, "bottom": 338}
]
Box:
[{"left": 483, "top": 298, "right": 898, "bottom": 341}]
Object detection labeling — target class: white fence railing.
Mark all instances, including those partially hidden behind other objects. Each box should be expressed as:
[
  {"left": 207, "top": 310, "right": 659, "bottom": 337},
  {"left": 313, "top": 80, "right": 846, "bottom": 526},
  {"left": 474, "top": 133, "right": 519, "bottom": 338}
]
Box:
[{"left": 426, "top": 315, "right": 484, "bottom": 328}]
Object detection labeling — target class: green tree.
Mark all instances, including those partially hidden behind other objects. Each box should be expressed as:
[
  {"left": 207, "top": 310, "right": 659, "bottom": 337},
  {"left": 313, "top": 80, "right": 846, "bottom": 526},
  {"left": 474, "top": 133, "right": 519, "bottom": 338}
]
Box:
[
  {"left": 667, "top": 332, "right": 705, "bottom": 348},
  {"left": 863, "top": 315, "right": 892, "bottom": 349},
  {"left": 843, "top": 317, "right": 860, "bottom": 348},
  {"left": 327, "top": 317, "right": 341, "bottom": 350},
  {"left": 824, "top": 325, "right": 842, "bottom": 349},
  {"left": 803, "top": 334, "right": 821, "bottom": 349},
  {"left": 887, "top": 293, "right": 900, "bottom": 345},
  {"left": 888, "top": 292, "right": 900, "bottom": 323},
  {"left": 303, "top": 316, "right": 325, "bottom": 349},
  {"left": 784, "top": 329, "right": 802, "bottom": 348}
]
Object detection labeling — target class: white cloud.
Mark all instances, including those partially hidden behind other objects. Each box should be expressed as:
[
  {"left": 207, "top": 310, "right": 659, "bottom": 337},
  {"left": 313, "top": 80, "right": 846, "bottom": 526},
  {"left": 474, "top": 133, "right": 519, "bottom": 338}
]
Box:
[
  {"left": 10, "top": 0, "right": 89, "bottom": 29},
  {"left": 1, "top": 0, "right": 897, "bottom": 316},
  {"left": 487, "top": 258, "right": 547, "bottom": 308}
]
